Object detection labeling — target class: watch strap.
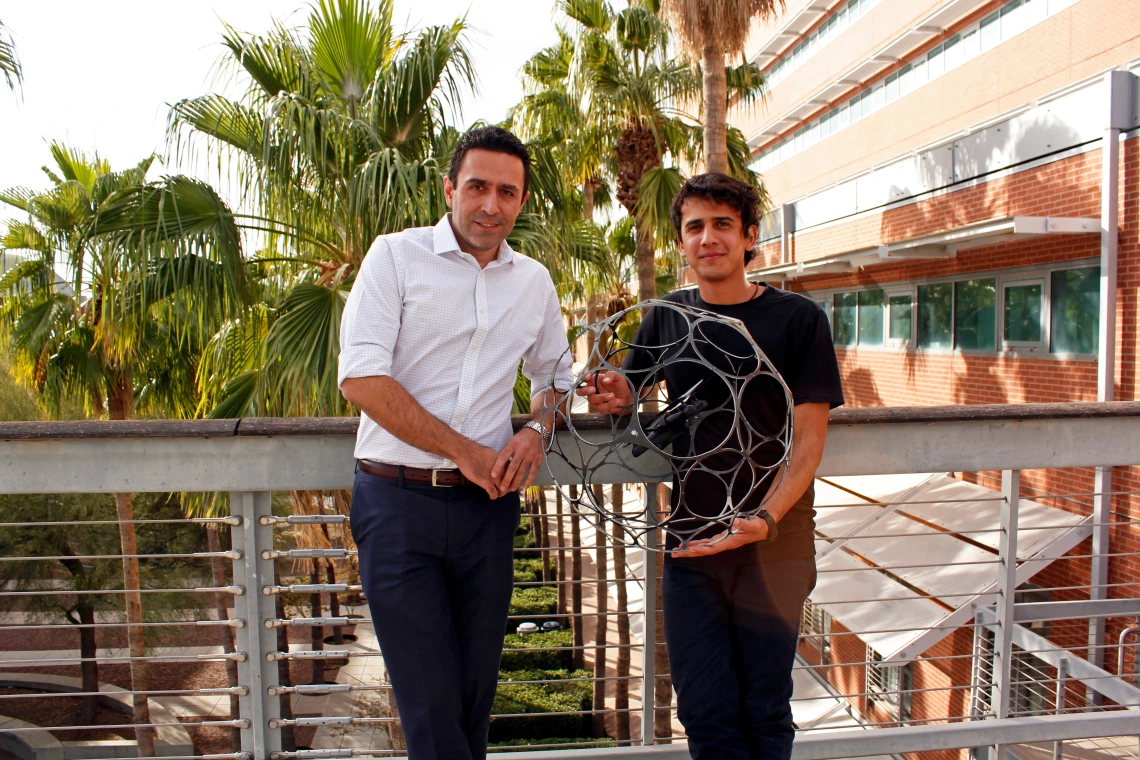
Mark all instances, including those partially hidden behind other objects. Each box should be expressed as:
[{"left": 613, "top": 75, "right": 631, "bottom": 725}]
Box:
[{"left": 756, "top": 509, "right": 778, "bottom": 545}]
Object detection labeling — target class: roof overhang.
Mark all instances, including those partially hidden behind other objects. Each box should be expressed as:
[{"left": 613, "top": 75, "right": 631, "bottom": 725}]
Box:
[{"left": 746, "top": 216, "right": 1099, "bottom": 281}]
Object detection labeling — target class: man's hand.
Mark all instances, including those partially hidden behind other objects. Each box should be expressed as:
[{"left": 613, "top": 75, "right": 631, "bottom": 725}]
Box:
[
  {"left": 576, "top": 371, "right": 634, "bottom": 415},
  {"left": 455, "top": 444, "right": 504, "bottom": 500},
  {"left": 672, "top": 515, "right": 769, "bottom": 559},
  {"left": 491, "top": 427, "right": 546, "bottom": 494}
]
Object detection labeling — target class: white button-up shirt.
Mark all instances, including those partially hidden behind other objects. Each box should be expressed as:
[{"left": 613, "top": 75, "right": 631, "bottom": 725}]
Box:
[{"left": 338, "top": 215, "right": 574, "bottom": 468}]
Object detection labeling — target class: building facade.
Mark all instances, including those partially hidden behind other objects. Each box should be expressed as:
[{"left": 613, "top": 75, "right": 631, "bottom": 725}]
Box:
[{"left": 716, "top": 0, "right": 1140, "bottom": 753}]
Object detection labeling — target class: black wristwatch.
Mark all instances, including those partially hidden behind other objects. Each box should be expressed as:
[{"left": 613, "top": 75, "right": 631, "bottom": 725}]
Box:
[{"left": 756, "top": 509, "right": 778, "bottom": 545}]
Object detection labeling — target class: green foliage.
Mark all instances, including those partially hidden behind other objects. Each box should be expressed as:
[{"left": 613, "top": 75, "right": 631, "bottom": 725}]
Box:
[
  {"left": 510, "top": 586, "right": 558, "bottom": 618},
  {"left": 501, "top": 629, "right": 575, "bottom": 671},
  {"left": 512, "top": 556, "right": 555, "bottom": 584},
  {"left": 0, "top": 491, "right": 210, "bottom": 632},
  {"left": 490, "top": 668, "right": 594, "bottom": 743},
  {"left": 0, "top": 354, "right": 40, "bottom": 421}
]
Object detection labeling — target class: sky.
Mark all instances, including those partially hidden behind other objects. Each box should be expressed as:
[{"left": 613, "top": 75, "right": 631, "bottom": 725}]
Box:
[{"left": 0, "top": 0, "right": 561, "bottom": 226}]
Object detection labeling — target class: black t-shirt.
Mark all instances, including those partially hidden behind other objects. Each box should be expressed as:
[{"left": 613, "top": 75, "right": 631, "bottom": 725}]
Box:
[{"left": 621, "top": 284, "right": 845, "bottom": 564}]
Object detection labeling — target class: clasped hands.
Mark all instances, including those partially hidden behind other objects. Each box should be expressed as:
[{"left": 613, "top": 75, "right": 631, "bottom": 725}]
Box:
[{"left": 456, "top": 426, "right": 546, "bottom": 500}]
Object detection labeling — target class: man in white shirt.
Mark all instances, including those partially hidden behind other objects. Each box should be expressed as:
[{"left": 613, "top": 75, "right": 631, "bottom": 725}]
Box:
[{"left": 339, "top": 126, "right": 573, "bottom": 760}]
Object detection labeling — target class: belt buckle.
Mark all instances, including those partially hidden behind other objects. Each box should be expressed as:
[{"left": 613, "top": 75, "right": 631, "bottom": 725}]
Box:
[{"left": 431, "top": 469, "right": 453, "bottom": 487}]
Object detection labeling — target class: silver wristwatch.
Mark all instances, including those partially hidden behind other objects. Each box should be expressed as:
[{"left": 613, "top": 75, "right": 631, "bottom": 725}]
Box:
[{"left": 523, "top": 420, "right": 551, "bottom": 447}]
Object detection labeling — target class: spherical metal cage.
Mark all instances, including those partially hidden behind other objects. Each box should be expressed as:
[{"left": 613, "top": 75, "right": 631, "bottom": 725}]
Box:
[{"left": 543, "top": 299, "right": 794, "bottom": 552}]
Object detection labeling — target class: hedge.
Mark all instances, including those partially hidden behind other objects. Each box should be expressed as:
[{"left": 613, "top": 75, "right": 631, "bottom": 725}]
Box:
[
  {"left": 489, "top": 668, "right": 593, "bottom": 743},
  {"left": 500, "top": 629, "right": 573, "bottom": 671},
  {"left": 512, "top": 556, "right": 556, "bottom": 583}
]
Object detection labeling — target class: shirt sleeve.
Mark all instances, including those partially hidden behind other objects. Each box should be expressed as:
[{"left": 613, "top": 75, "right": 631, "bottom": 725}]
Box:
[
  {"left": 338, "top": 236, "right": 404, "bottom": 387},
  {"left": 787, "top": 303, "right": 845, "bottom": 409},
  {"left": 523, "top": 274, "right": 575, "bottom": 394}
]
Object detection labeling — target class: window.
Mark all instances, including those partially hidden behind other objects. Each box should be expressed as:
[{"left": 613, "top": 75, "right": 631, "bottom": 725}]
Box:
[
  {"left": 833, "top": 292, "right": 857, "bottom": 346},
  {"left": 955, "top": 278, "right": 996, "bottom": 350},
  {"left": 917, "top": 283, "right": 953, "bottom": 349},
  {"left": 866, "top": 646, "right": 913, "bottom": 722},
  {"left": 1050, "top": 266, "right": 1100, "bottom": 354},
  {"left": 858, "top": 290, "right": 885, "bottom": 346},
  {"left": 1002, "top": 279, "right": 1044, "bottom": 347},
  {"left": 816, "top": 298, "right": 832, "bottom": 326},
  {"left": 888, "top": 292, "right": 913, "bottom": 343},
  {"left": 800, "top": 602, "right": 832, "bottom": 666},
  {"left": 752, "top": 0, "right": 1073, "bottom": 173}
]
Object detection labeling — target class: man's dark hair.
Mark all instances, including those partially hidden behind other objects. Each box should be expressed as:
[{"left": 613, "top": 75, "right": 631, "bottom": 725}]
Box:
[
  {"left": 670, "top": 172, "right": 762, "bottom": 264},
  {"left": 448, "top": 126, "right": 532, "bottom": 196}
]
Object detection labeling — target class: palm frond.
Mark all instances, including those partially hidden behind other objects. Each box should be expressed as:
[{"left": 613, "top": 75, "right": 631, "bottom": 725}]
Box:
[
  {"left": 0, "top": 20, "right": 22, "bottom": 93},
  {"left": 309, "top": 0, "right": 394, "bottom": 107}
]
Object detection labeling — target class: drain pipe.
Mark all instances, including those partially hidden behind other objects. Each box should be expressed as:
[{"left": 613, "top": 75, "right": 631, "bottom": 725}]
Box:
[{"left": 1088, "top": 70, "right": 1132, "bottom": 693}]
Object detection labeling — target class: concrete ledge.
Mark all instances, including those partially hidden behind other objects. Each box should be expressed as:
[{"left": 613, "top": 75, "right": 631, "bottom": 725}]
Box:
[{"left": 0, "top": 674, "right": 193, "bottom": 758}]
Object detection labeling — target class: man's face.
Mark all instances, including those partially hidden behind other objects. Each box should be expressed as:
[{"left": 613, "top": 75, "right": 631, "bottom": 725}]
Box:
[
  {"left": 677, "top": 197, "right": 757, "bottom": 283},
  {"left": 443, "top": 149, "right": 529, "bottom": 256}
]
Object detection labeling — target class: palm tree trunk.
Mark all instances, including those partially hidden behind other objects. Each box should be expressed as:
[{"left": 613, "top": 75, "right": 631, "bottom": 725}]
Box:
[
  {"left": 591, "top": 486, "right": 609, "bottom": 737},
  {"left": 611, "top": 485, "right": 630, "bottom": 741},
  {"left": 273, "top": 568, "right": 298, "bottom": 751},
  {"left": 653, "top": 485, "right": 672, "bottom": 742},
  {"left": 555, "top": 490, "right": 567, "bottom": 616},
  {"left": 636, "top": 225, "right": 658, "bottom": 304},
  {"left": 75, "top": 601, "right": 99, "bottom": 724},
  {"left": 107, "top": 374, "right": 155, "bottom": 757},
  {"left": 583, "top": 180, "right": 596, "bottom": 222},
  {"left": 569, "top": 485, "right": 584, "bottom": 670},
  {"left": 327, "top": 561, "right": 344, "bottom": 645},
  {"left": 310, "top": 561, "right": 325, "bottom": 685},
  {"left": 616, "top": 124, "right": 662, "bottom": 303},
  {"left": 207, "top": 525, "right": 242, "bottom": 751},
  {"left": 538, "top": 490, "right": 551, "bottom": 584},
  {"left": 701, "top": 32, "right": 729, "bottom": 174}
]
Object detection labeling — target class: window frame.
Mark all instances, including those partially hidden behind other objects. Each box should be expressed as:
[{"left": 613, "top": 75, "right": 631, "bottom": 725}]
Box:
[
  {"left": 805, "top": 258, "right": 1100, "bottom": 359},
  {"left": 1000, "top": 276, "right": 1048, "bottom": 351},
  {"left": 886, "top": 287, "right": 916, "bottom": 348}
]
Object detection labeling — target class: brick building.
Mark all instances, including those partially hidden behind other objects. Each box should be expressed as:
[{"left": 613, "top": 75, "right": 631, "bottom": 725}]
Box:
[{"left": 712, "top": 0, "right": 1140, "bottom": 753}]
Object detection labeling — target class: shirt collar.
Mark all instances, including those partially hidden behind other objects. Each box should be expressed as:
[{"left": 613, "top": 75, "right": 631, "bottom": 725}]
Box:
[{"left": 433, "top": 214, "right": 515, "bottom": 265}]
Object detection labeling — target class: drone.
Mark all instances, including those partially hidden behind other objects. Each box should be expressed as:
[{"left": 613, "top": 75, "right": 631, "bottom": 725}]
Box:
[{"left": 543, "top": 299, "right": 794, "bottom": 551}]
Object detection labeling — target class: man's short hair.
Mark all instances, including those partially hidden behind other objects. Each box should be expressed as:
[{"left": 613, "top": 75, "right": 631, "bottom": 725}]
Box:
[
  {"left": 448, "top": 126, "right": 532, "bottom": 196},
  {"left": 670, "top": 172, "right": 762, "bottom": 264}
]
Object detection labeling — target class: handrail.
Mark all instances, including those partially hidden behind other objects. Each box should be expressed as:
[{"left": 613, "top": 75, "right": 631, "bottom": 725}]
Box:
[{"left": 2, "top": 401, "right": 1140, "bottom": 439}]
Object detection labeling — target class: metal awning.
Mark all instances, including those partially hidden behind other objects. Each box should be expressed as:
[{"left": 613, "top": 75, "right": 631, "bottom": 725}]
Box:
[
  {"left": 808, "top": 473, "right": 1092, "bottom": 665},
  {"left": 751, "top": 2, "right": 843, "bottom": 65},
  {"left": 748, "top": 0, "right": 996, "bottom": 147},
  {"left": 746, "top": 216, "right": 1100, "bottom": 282}
]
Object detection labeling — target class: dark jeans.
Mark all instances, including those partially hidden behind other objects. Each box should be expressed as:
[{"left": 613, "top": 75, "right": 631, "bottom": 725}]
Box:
[
  {"left": 663, "top": 556, "right": 816, "bottom": 760},
  {"left": 350, "top": 470, "right": 520, "bottom": 760}
]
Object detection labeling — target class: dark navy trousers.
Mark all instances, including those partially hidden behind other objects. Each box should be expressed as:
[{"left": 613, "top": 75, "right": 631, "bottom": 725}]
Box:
[
  {"left": 663, "top": 557, "right": 816, "bottom": 760},
  {"left": 350, "top": 470, "right": 520, "bottom": 760}
]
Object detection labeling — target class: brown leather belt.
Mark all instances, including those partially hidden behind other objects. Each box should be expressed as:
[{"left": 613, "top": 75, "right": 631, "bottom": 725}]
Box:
[{"left": 357, "top": 459, "right": 469, "bottom": 487}]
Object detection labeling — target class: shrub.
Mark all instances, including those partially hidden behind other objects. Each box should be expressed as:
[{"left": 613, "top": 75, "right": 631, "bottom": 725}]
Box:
[
  {"left": 500, "top": 629, "right": 573, "bottom": 671},
  {"left": 512, "top": 556, "right": 555, "bottom": 583},
  {"left": 489, "top": 669, "right": 594, "bottom": 743},
  {"left": 507, "top": 585, "right": 559, "bottom": 634}
]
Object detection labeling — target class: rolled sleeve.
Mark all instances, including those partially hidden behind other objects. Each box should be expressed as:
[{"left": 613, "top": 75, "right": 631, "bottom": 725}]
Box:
[
  {"left": 523, "top": 277, "right": 574, "bottom": 394},
  {"left": 338, "top": 236, "right": 404, "bottom": 387}
]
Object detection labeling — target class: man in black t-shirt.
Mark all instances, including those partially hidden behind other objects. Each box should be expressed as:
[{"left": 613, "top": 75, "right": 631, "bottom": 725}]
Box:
[{"left": 578, "top": 173, "right": 844, "bottom": 759}]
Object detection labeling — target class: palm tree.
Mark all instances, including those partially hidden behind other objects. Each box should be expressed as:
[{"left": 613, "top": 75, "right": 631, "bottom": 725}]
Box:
[
  {"left": 0, "top": 144, "right": 248, "bottom": 756},
  {"left": 517, "top": 0, "right": 763, "bottom": 304},
  {"left": 659, "top": 0, "right": 782, "bottom": 173},
  {"left": 0, "top": 19, "right": 22, "bottom": 94}
]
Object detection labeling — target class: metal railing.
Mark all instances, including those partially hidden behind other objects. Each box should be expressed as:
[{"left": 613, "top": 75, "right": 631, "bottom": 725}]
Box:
[{"left": 0, "top": 402, "right": 1139, "bottom": 759}]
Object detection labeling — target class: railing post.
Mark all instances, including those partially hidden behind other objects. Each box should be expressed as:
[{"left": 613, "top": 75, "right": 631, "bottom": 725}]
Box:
[
  {"left": 991, "top": 470, "right": 1021, "bottom": 760},
  {"left": 232, "top": 491, "right": 282, "bottom": 760},
  {"left": 1052, "top": 658, "right": 1068, "bottom": 760},
  {"left": 640, "top": 483, "right": 658, "bottom": 747}
]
